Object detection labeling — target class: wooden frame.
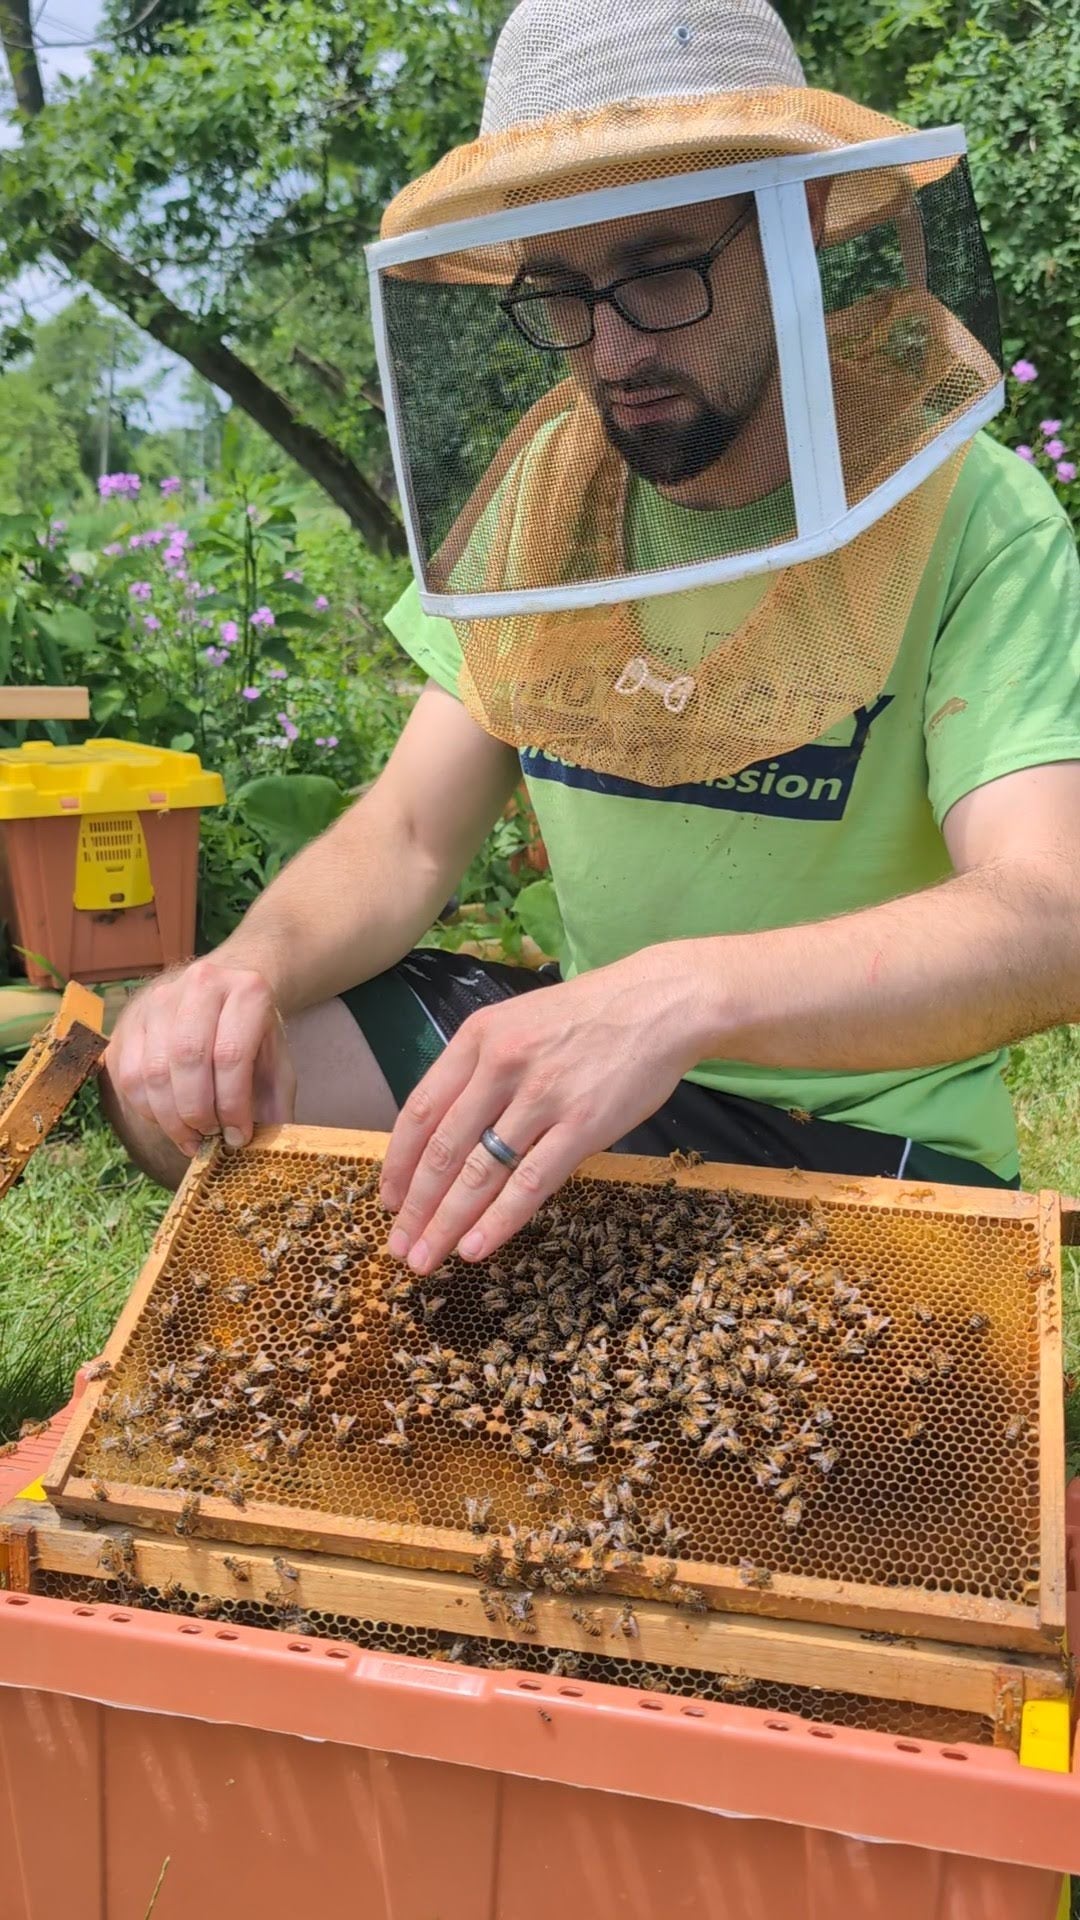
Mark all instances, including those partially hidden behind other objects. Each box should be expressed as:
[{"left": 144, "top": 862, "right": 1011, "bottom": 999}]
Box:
[
  {"left": 0, "top": 982, "right": 105, "bottom": 1200},
  {"left": 0, "top": 686, "right": 89, "bottom": 720},
  {"left": 3, "top": 1499, "right": 1068, "bottom": 1750},
  {"left": 43, "top": 1126, "right": 1068, "bottom": 1656}
]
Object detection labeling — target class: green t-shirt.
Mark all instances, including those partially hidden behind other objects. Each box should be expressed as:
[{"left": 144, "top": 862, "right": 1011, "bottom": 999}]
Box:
[{"left": 385, "top": 433, "right": 1080, "bottom": 1179}]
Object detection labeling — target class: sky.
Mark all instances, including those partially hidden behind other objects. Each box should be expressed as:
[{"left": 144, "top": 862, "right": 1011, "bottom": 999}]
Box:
[{"left": 1, "top": 0, "right": 198, "bottom": 430}]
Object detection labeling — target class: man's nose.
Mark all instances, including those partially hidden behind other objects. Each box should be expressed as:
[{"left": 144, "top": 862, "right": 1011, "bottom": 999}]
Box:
[{"left": 589, "top": 301, "right": 655, "bottom": 384}]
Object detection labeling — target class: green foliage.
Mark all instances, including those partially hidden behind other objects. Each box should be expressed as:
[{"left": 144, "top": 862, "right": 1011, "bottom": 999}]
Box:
[
  {"left": 233, "top": 771, "right": 348, "bottom": 864},
  {"left": 513, "top": 878, "right": 564, "bottom": 960}
]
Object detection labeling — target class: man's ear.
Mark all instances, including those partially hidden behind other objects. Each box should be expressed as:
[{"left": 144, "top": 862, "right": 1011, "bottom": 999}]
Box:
[{"left": 806, "top": 178, "right": 830, "bottom": 247}]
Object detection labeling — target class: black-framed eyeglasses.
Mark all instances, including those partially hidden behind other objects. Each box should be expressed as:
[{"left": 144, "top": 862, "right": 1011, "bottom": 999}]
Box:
[{"left": 498, "top": 203, "right": 755, "bottom": 352}]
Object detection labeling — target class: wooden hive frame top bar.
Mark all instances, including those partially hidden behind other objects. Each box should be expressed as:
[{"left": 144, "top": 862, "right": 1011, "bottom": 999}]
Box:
[
  {"left": 0, "top": 982, "right": 105, "bottom": 1201},
  {"left": 43, "top": 1126, "right": 1067, "bottom": 1655}
]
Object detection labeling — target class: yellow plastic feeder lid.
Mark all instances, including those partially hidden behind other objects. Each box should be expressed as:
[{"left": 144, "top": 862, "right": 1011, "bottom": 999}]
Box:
[{"left": 0, "top": 740, "right": 225, "bottom": 820}]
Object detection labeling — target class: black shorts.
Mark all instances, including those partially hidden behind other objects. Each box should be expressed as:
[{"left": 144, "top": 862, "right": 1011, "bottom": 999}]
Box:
[{"left": 341, "top": 950, "right": 1014, "bottom": 1190}]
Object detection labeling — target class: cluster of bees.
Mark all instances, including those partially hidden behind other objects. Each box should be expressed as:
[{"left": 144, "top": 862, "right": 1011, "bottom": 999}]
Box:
[{"left": 74, "top": 1158, "right": 1008, "bottom": 1646}]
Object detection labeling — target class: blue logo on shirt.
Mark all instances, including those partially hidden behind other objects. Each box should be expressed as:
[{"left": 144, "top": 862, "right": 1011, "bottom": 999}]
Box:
[{"left": 522, "top": 696, "right": 893, "bottom": 821}]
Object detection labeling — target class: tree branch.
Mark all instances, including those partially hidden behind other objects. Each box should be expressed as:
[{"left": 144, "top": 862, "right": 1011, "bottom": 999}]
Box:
[
  {"left": 52, "top": 222, "right": 405, "bottom": 552},
  {"left": 0, "top": 14, "right": 406, "bottom": 555},
  {"left": 291, "top": 344, "right": 385, "bottom": 415}
]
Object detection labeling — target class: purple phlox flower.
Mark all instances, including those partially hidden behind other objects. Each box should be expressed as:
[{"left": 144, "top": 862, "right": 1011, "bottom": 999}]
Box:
[
  {"left": 1040, "top": 419, "right": 1062, "bottom": 436},
  {"left": 1044, "top": 438, "right": 1065, "bottom": 461},
  {"left": 284, "top": 568, "right": 304, "bottom": 583},
  {"left": 1010, "top": 359, "right": 1038, "bottom": 384},
  {"left": 128, "top": 533, "right": 145, "bottom": 550},
  {"left": 268, "top": 666, "right": 287, "bottom": 681},
  {"left": 160, "top": 476, "right": 182, "bottom": 496},
  {"left": 241, "top": 686, "right": 261, "bottom": 701},
  {"left": 144, "top": 614, "right": 162, "bottom": 632},
  {"left": 277, "top": 713, "right": 299, "bottom": 742},
  {"left": 315, "top": 736, "right": 339, "bottom": 750},
  {"left": 314, "top": 594, "right": 330, "bottom": 611},
  {"left": 66, "top": 571, "right": 84, "bottom": 590},
  {"left": 199, "top": 617, "right": 214, "bottom": 629},
  {"left": 102, "top": 542, "right": 123, "bottom": 557},
  {"left": 50, "top": 517, "right": 67, "bottom": 534},
  {"left": 129, "top": 580, "right": 153, "bottom": 602},
  {"left": 219, "top": 620, "right": 239, "bottom": 646},
  {"left": 246, "top": 504, "right": 259, "bottom": 521},
  {"left": 1015, "top": 445, "right": 1035, "bottom": 462},
  {"left": 1056, "top": 461, "right": 1077, "bottom": 484},
  {"left": 250, "top": 606, "right": 275, "bottom": 629},
  {"left": 98, "top": 471, "right": 142, "bottom": 499},
  {"left": 205, "top": 646, "right": 230, "bottom": 667},
  {"left": 143, "top": 528, "right": 168, "bottom": 547},
  {"left": 184, "top": 578, "right": 204, "bottom": 598}
]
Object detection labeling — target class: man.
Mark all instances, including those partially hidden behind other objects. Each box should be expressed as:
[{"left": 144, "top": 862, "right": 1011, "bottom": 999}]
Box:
[{"left": 104, "top": 0, "right": 1080, "bottom": 1290}]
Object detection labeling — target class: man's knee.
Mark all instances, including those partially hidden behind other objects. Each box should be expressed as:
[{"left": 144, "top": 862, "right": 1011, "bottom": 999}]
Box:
[{"left": 98, "top": 1070, "right": 188, "bottom": 1192}]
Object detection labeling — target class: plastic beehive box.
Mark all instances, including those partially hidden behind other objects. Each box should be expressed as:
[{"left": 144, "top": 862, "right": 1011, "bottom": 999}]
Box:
[
  {"left": 0, "top": 739, "right": 224, "bottom": 987},
  {"left": 0, "top": 982, "right": 105, "bottom": 1199},
  {"left": 45, "top": 1129, "right": 1067, "bottom": 1658},
  {"left": 0, "top": 1408, "right": 1078, "bottom": 1920}
]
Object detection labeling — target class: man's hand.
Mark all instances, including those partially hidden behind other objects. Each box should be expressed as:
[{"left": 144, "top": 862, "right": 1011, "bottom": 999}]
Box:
[
  {"left": 379, "top": 947, "right": 708, "bottom": 1274},
  {"left": 104, "top": 959, "right": 296, "bottom": 1158}
]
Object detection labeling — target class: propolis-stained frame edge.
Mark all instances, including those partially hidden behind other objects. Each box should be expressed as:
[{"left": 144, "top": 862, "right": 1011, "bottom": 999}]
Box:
[
  {"left": 43, "top": 1127, "right": 1065, "bottom": 1655},
  {"left": 6, "top": 1501, "right": 1069, "bottom": 1734},
  {"left": 42, "top": 1138, "right": 218, "bottom": 1494},
  {"left": 0, "top": 981, "right": 106, "bottom": 1197},
  {"left": 1035, "top": 1190, "right": 1067, "bottom": 1642}
]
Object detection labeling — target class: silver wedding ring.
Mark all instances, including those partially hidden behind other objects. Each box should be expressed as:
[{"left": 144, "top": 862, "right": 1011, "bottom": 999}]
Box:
[{"left": 480, "top": 1125, "right": 522, "bottom": 1172}]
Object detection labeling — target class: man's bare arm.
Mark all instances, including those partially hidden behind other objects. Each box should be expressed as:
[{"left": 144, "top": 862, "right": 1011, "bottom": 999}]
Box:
[
  {"left": 105, "top": 684, "right": 519, "bottom": 1153},
  {"left": 378, "top": 762, "right": 1080, "bottom": 1275}
]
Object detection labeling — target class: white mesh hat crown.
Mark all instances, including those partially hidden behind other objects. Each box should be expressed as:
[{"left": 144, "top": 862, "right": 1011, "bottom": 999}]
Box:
[
  {"left": 367, "top": 0, "right": 1004, "bottom": 785},
  {"left": 480, "top": 0, "right": 807, "bottom": 134}
]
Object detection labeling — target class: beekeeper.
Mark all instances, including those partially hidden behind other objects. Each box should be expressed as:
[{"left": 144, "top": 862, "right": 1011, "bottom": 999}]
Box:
[{"left": 104, "top": 0, "right": 1080, "bottom": 1282}]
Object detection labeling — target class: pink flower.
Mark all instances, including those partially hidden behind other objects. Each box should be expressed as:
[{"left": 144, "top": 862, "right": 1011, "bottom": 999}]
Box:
[
  {"left": 129, "top": 581, "right": 153, "bottom": 602},
  {"left": 128, "top": 533, "right": 145, "bottom": 550},
  {"left": 250, "top": 606, "right": 275, "bottom": 629},
  {"left": 102, "top": 542, "right": 123, "bottom": 557},
  {"left": 268, "top": 666, "right": 287, "bottom": 680},
  {"left": 205, "top": 646, "right": 229, "bottom": 667},
  {"left": 1015, "top": 445, "right": 1034, "bottom": 462},
  {"left": 160, "top": 476, "right": 182, "bottom": 496},
  {"left": 241, "top": 686, "right": 261, "bottom": 701},
  {"left": 1010, "top": 359, "right": 1038, "bottom": 384},
  {"left": 284, "top": 569, "right": 304, "bottom": 583},
  {"left": 1056, "top": 461, "right": 1077, "bottom": 484},
  {"left": 315, "top": 735, "right": 339, "bottom": 750},
  {"left": 219, "top": 620, "right": 239, "bottom": 646},
  {"left": 1040, "top": 419, "right": 1062, "bottom": 436},
  {"left": 144, "top": 615, "right": 161, "bottom": 632},
  {"left": 314, "top": 594, "right": 329, "bottom": 611},
  {"left": 98, "top": 471, "right": 142, "bottom": 498},
  {"left": 277, "top": 712, "right": 299, "bottom": 742},
  {"left": 1044, "top": 438, "right": 1065, "bottom": 461}
]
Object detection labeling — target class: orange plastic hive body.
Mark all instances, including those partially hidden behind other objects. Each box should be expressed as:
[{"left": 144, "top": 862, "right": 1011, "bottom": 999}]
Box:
[
  {"left": 0, "top": 808, "right": 202, "bottom": 986},
  {"left": 1, "top": 1410, "right": 1079, "bottom": 1920},
  {"left": 45, "top": 1129, "right": 1066, "bottom": 1655},
  {"left": 0, "top": 983, "right": 105, "bottom": 1199}
]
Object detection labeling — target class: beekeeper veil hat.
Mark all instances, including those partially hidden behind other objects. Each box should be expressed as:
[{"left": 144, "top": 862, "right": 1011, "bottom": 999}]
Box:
[{"left": 368, "top": 0, "right": 1003, "bottom": 785}]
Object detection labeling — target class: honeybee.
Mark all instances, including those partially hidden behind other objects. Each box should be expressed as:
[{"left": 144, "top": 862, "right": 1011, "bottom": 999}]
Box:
[
  {"left": 464, "top": 1496, "right": 493, "bottom": 1534},
  {"left": 221, "top": 1279, "right": 251, "bottom": 1305},
  {"left": 156, "top": 1291, "right": 181, "bottom": 1328},
  {"left": 280, "top": 1427, "right": 310, "bottom": 1461},
  {"left": 911, "top": 1301, "right": 934, "bottom": 1325},
  {"left": 614, "top": 1601, "right": 639, "bottom": 1640},
  {"left": 902, "top": 1418, "right": 926, "bottom": 1442},
  {"left": 902, "top": 1364, "right": 929, "bottom": 1388},
  {"left": 174, "top": 1493, "right": 201, "bottom": 1537},
  {"left": 782, "top": 1498, "right": 804, "bottom": 1531},
  {"left": 85, "top": 1359, "right": 112, "bottom": 1381},
  {"left": 330, "top": 1413, "right": 357, "bottom": 1445},
  {"left": 217, "top": 1472, "right": 248, "bottom": 1509},
  {"left": 272, "top": 1555, "right": 299, "bottom": 1587},
  {"left": 503, "top": 1591, "right": 536, "bottom": 1633},
  {"left": 90, "top": 1478, "right": 111, "bottom": 1502},
  {"left": 738, "top": 1559, "right": 772, "bottom": 1590},
  {"left": 377, "top": 1430, "right": 412, "bottom": 1456},
  {"left": 1005, "top": 1414, "right": 1028, "bottom": 1444},
  {"left": 928, "top": 1347, "right": 953, "bottom": 1376},
  {"left": 967, "top": 1313, "right": 990, "bottom": 1334},
  {"left": 810, "top": 1447, "right": 838, "bottom": 1477}
]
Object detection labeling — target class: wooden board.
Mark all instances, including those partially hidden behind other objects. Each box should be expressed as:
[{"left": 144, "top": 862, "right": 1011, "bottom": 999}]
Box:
[
  {"left": 0, "top": 982, "right": 105, "bottom": 1199},
  {"left": 3, "top": 1499, "right": 1068, "bottom": 1748},
  {"left": 43, "top": 1127, "right": 1069, "bottom": 1655},
  {"left": 0, "top": 686, "right": 89, "bottom": 720}
]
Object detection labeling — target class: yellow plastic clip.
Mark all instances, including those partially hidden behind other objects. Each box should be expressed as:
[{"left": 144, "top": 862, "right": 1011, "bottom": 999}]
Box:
[
  {"left": 15, "top": 1479, "right": 46, "bottom": 1502},
  {"left": 1020, "top": 1701, "right": 1072, "bottom": 1920},
  {"left": 74, "top": 812, "right": 154, "bottom": 912}
]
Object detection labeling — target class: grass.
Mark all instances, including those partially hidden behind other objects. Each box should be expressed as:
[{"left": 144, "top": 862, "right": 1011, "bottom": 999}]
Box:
[{"left": 1, "top": 1031, "right": 1079, "bottom": 1452}]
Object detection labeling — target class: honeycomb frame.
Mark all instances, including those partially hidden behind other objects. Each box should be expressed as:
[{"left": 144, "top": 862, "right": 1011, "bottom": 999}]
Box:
[
  {"left": 0, "top": 982, "right": 105, "bottom": 1200},
  {"left": 44, "top": 1127, "right": 1067, "bottom": 1654}
]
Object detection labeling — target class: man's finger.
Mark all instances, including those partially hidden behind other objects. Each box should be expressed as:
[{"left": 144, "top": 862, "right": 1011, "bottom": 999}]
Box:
[
  {"left": 453, "top": 1121, "right": 584, "bottom": 1264},
  {"left": 386, "top": 1074, "right": 530, "bottom": 1261},
  {"left": 206, "top": 973, "right": 278, "bottom": 1144},
  {"left": 167, "top": 966, "right": 233, "bottom": 1140},
  {"left": 379, "top": 1028, "right": 483, "bottom": 1215},
  {"left": 252, "top": 1020, "right": 297, "bottom": 1128}
]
